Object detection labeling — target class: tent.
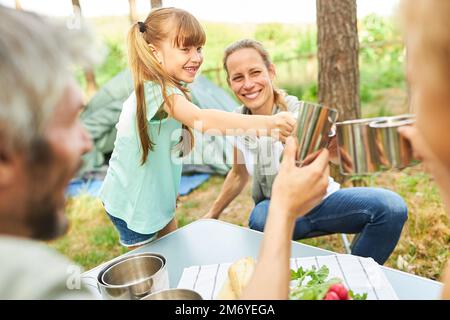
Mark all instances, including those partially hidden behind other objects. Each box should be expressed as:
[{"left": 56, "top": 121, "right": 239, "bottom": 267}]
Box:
[{"left": 71, "top": 69, "right": 238, "bottom": 196}]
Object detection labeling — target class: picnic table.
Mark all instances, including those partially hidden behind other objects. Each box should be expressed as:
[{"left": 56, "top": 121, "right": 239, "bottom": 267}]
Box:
[{"left": 82, "top": 219, "right": 443, "bottom": 300}]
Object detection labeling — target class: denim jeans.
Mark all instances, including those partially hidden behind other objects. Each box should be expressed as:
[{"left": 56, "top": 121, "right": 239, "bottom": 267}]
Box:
[
  {"left": 106, "top": 212, "right": 157, "bottom": 247},
  {"left": 248, "top": 187, "right": 408, "bottom": 264}
]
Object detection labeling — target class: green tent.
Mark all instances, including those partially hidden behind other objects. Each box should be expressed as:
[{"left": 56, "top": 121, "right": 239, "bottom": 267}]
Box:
[{"left": 79, "top": 69, "right": 238, "bottom": 178}]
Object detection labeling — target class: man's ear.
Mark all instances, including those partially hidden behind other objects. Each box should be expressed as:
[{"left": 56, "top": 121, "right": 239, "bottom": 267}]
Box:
[
  {"left": 148, "top": 44, "right": 162, "bottom": 64},
  {"left": 0, "top": 145, "right": 16, "bottom": 187}
]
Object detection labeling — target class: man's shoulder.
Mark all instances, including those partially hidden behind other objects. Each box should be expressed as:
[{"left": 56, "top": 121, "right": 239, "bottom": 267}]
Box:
[{"left": 0, "top": 236, "right": 94, "bottom": 299}]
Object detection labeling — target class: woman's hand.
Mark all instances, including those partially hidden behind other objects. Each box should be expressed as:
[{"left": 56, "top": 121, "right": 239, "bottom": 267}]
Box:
[
  {"left": 270, "top": 112, "right": 296, "bottom": 143},
  {"left": 271, "top": 136, "right": 330, "bottom": 220}
]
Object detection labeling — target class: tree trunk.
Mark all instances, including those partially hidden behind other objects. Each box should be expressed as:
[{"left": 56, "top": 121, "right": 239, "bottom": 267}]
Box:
[
  {"left": 317, "top": 0, "right": 360, "bottom": 184},
  {"left": 151, "top": 0, "right": 162, "bottom": 9},
  {"left": 71, "top": 0, "right": 81, "bottom": 9},
  {"left": 317, "top": 0, "right": 360, "bottom": 121},
  {"left": 71, "top": 0, "right": 97, "bottom": 98},
  {"left": 15, "top": 0, "right": 22, "bottom": 10},
  {"left": 129, "top": 0, "right": 138, "bottom": 23}
]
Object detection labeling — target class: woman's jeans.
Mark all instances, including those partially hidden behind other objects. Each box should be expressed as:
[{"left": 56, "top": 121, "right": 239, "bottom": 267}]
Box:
[{"left": 248, "top": 187, "right": 408, "bottom": 265}]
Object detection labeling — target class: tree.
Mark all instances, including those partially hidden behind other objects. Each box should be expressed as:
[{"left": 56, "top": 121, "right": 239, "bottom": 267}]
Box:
[
  {"left": 316, "top": 0, "right": 360, "bottom": 121},
  {"left": 15, "top": 0, "right": 22, "bottom": 10},
  {"left": 129, "top": 0, "right": 138, "bottom": 23},
  {"left": 151, "top": 0, "right": 162, "bottom": 8},
  {"left": 71, "top": 0, "right": 97, "bottom": 97},
  {"left": 71, "top": 0, "right": 80, "bottom": 9}
]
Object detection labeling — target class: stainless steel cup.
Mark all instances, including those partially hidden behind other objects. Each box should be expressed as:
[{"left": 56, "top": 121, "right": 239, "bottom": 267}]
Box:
[
  {"left": 369, "top": 115, "right": 418, "bottom": 170},
  {"left": 295, "top": 101, "right": 338, "bottom": 163},
  {"left": 336, "top": 117, "right": 388, "bottom": 175},
  {"left": 140, "top": 288, "right": 203, "bottom": 300},
  {"left": 97, "top": 252, "right": 169, "bottom": 300}
]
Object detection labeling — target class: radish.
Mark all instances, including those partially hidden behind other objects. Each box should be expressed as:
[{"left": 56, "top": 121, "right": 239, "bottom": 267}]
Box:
[
  {"left": 328, "top": 283, "right": 349, "bottom": 300},
  {"left": 324, "top": 291, "right": 340, "bottom": 300}
]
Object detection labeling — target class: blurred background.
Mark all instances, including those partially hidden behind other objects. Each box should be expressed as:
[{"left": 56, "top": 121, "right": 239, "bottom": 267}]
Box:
[{"left": 2, "top": 0, "right": 448, "bottom": 281}]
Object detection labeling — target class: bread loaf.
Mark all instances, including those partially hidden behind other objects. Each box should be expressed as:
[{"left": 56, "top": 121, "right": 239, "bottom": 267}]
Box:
[{"left": 217, "top": 257, "right": 256, "bottom": 299}]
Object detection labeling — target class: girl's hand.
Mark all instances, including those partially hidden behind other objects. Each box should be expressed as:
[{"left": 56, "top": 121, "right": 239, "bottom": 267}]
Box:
[
  {"left": 271, "top": 136, "right": 330, "bottom": 220},
  {"left": 270, "top": 112, "right": 296, "bottom": 142}
]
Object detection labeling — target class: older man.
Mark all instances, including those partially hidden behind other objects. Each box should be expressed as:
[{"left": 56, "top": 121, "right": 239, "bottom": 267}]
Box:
[{"left": 0, "top": 6, "right": 95, "bottom": 299}]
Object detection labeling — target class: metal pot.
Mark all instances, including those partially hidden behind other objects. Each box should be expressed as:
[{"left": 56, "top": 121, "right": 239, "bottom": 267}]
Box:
[
  {"left": 140, "top": 288, "right": 203, "bottom": 300},
  {"left": 336, "top": 114, "right": 418, "bottom": 175},
  {"left": 369, "top": 115, "right": 418, "bottom": 170},
  {"left": 336, "top": 117, "right": 388, "bottom": 175},
  {"left": 97, "top": 252, "right": 169, "bottom": 300},
  {"left": 296, "top": 101, "right": 338, "bottom": 164}
]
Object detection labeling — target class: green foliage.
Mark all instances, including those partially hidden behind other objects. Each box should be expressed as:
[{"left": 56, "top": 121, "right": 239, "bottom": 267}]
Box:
[
  {"left": 290, "top": 265, "right": 356, "bottom": 300},
  {"left": 75, "top": 38, "right": 127, "bottom": 93},
  {"left": 94, "top": 39, "right": 128, "bottom": 87},
  {"left": 359, "top": 14, "right": 406, "bottom": 104},
  {"left": 294, "top": 27, "right": 317, "bottom": 55},
  {"left": 283, "top": 83, "right": 318, "bottom": 103},
  {"left": 255, "top": 23, "right": 290, "bottom": 45},
  {"left": 349, "top": 290, "right": 368, "bottom": 300}
]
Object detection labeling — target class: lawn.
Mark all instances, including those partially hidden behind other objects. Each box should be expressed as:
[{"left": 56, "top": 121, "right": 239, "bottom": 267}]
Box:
[{"left": 50, "top": 163, "right": 449, "bottom": 281}]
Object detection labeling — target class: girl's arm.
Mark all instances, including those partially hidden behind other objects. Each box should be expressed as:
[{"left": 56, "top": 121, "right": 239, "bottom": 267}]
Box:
[{"left": 168, "top": 94, "right": 295, "bottom": 140}]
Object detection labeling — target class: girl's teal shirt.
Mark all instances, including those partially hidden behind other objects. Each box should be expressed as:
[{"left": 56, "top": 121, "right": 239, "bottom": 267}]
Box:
[{"left": 99, "top": 81, "right": 184, "bottom": 233}]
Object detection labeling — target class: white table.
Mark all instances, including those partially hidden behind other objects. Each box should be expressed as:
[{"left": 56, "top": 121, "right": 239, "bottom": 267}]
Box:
[{"left": 83, "top": 219, "right": 443, "bottom": 300}]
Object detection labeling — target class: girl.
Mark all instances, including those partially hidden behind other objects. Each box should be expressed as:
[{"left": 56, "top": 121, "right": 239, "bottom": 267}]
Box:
[{"left": 99, "top": 8, "right": 295, "bottom": 248}]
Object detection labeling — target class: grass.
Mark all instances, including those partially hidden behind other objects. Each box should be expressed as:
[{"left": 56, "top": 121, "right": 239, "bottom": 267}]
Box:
[
  {"left": 48, "top": 195, "right": 128, "bottom": 270},
  {"left": 51, "top": 165, "right": 449, "bottom": 281}
]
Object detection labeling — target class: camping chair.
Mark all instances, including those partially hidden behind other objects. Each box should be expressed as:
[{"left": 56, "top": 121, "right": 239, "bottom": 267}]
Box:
[
  {"left": 341, "top": 233, "right": 362, "bottom": 254},
  {"left": 341, "top": 234, "right": 352, "bottom": 254}
]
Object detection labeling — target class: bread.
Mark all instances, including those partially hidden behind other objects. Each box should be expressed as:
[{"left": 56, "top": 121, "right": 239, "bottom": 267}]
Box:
[{"left": 217, "top": 257, "right": 256, "bottom": 299}]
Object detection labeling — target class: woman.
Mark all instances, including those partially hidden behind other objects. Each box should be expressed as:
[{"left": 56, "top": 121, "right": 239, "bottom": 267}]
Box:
[{"left": 205, "top": 39, "right": 408, "bottom": 265}]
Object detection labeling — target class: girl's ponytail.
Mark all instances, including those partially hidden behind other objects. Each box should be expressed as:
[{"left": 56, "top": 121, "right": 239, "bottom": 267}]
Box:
[{"left": 128, "top": 23, "right": 155, "bottom": 164}]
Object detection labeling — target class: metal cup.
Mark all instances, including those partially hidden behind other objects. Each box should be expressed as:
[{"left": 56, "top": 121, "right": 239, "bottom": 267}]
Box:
[
  {"left": 97, "top": 252, "right": 169, "bottom": 300},
  {"left": 295, "top": 101, "right": 338, "bottom": 164},
  {"left": 369, "top": 115, "right": 418, "bottom": 170},
  {"left": 336, "top": 117, "right": 388, "bottom": 175},
  {"left": 140, "top": 288, "right": 203, "bottom": 300}
]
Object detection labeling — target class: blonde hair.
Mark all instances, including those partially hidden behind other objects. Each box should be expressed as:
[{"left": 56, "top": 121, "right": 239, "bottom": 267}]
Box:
[
  {"left": 223, "top": 39, "right": 288, "bottom": 111},
  {"left": 0, "top": 6, "right": 98, "bottom": 155},
  {"left": 127, "top": 7, "right": 206, "bottom": 164},
  {"left": 401, "top": 0, "right": 450, "bottom": 92}
]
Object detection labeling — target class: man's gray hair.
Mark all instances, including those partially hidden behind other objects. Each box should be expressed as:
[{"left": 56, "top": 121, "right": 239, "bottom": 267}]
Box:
[{"left": 0, "top": 6, "right": 99, "bottom": 152}]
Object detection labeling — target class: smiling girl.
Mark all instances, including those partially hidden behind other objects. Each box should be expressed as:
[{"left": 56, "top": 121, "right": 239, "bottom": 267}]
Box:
[{"left": 99, "top": 8, "right": 295, "bottom": 248}]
